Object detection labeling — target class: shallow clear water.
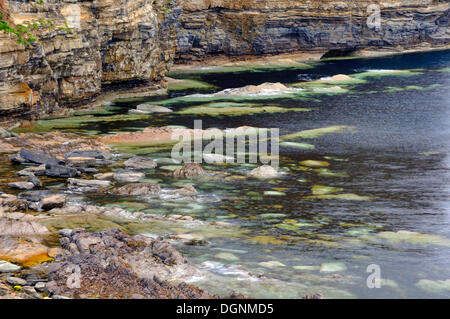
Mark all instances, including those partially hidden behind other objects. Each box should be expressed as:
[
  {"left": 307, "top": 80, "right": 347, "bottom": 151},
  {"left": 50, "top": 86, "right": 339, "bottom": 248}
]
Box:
[{"left": 7, "top": 50, "right": 450, "bottom": 298}]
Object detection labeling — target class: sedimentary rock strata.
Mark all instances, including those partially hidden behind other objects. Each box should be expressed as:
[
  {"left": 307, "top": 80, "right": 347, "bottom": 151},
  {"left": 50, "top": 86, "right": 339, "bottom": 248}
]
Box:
[
  {"left": 176, "top": 0, "right": 450, "bottom": 61},
  {"left": 0, "top": 0, "right": 180, "bottom": 119}
]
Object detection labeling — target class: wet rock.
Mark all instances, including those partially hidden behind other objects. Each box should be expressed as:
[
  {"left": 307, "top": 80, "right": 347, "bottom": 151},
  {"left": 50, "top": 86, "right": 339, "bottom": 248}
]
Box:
[
  {"left": 0, "top": 235, "right": 52, "bottom": 267},
  {"left": 18, "top": 191, "right": 66, "bottom": 212},
  {"left": 68, "top": 178, "right": 112, "bottom": 190},
  {"left": 167, "top": 185, "right": 198, "bottom": 196},
  {"left": 124, "top": 156, "right": 157, "bottom": 170},
  {"left": 320, "top": 262, "right": 347, "bottom": 273},
  {"left": 0, "top": 260, "right": 22, "bottom": 273},
  {"left": 213, "top": 82, "right": 293, "bottom": 96},
  {"left": 27, "top": 174, "right": 43, "bottom": 187},
  {"left": 0, "top": 193, "right": 28, "bottom": 211},
  {"left": 21, "top": 286, "right": 41, "bottom": 299},
  {"left": 45, "top": 164, "right": 79, "bottom": 178},
  {"left": 8, "top": 182, "right": 35, "bottom": 190},
  {"left": 41, "top": 195, "right": 66, "bottom": 211},
  {"left": 130, "top": 104, "right": 173, "bottom": 114},
  {"left": 258, "top": 261, "right": 286, "bottom": 268},
  {"left": 45, "top": 228, "right": 213, "bottom": 299},
  {"left": 6, "top": 277, "right": 27, "bottom": 286},
  {"left": 34, "top": 282, "right": 46, "bottom": 292},
  {"left": 76, "top": 167, "right": 100, "bottom": 174},
  {"left": 172, "top": 163, "right": 206, "bottom": 178},
  {"left": 12, "top": 148, "right": 64, "bottom": 166},
  {"left": 111, "top": 183, "right": 161, "bottom": 196},
  {"left": 17, "top": 165, "right": 46, "bottom": 177},
  {"left": 113, "top": 171, "right": 145, "bottom": 183},
  {"left": 250, "top": 165, "right": 278, "bottom": 179},
  {"left": 65, "top": 150, "right": 111, "bottom": 160},
  {"left": 215, "top": 252, "right": 240, "bottom": 262},
  {"left": 0, "top": 128, "right": 15, "bottom": 138}
]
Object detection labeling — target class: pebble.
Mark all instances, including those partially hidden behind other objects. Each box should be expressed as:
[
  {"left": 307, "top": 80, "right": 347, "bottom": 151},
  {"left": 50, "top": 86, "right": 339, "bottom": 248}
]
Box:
[
  {"left": 34, "top": 282, "right": 46, "bottom": 292},
  {"left": 6, "top": 277, "right": 27, "bottom": 286}
]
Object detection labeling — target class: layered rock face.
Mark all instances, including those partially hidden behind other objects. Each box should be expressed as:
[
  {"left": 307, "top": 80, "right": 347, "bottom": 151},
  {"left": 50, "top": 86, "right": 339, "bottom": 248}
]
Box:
[
  {"left": 176, "top": 0, "right": 450, "bottom": 61},
  {"left": 0, "top": 0, "right": 180, "bottom": 119}
]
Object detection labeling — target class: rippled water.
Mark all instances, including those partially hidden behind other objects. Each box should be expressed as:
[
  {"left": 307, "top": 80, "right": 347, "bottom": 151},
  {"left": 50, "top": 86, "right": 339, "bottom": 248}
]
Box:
[{"left": 6, "top": 50, "right": 450, "bottom": 298}]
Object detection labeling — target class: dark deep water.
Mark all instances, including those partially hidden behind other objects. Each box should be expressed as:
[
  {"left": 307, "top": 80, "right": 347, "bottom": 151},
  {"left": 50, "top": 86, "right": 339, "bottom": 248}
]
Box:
[{"left": 8, "top": 49, "right": 450, "bottom": 298}]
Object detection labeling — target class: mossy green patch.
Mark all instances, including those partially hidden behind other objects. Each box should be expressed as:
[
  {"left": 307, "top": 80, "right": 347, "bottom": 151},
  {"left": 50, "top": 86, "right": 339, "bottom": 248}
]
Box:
[
  {"left": 168, "top": 78, "right": 217, "bottom": 91},
  {"left": 177, "top": 106, "right": 310, "bottom": 116},
  {"left": 281, "top": 126, "right": 356, "bottom": 140},
  {"left": 311, "top": 185, "right": 344, "bottom": 195}
]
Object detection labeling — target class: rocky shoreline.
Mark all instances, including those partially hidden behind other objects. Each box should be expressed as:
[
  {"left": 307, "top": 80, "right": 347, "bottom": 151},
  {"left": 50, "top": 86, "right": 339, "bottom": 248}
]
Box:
[{"left": 0, "top": 128, "right": 277, "bottom": 299}]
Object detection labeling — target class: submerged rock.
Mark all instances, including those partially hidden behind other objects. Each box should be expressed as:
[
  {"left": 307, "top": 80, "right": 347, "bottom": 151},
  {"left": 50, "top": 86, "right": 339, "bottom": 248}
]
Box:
[
  {"left": 212, "top": 82, "right": 294, "bottom": 96},
  {"left": 172, "top": 163, "right": 206, "bottom": 178},
  {"left": 113, "top": 171, "right": 145, "bottom": 183},
  {"left": 320, "top": 263, "right": 347, "bottom": 273},
  {"left": 166, "top": 185, "right": 198, "bottom": 196},
  {"left": 111, "top": 183, "right": 161, "bottom": 196},
  {"left": 249, "top": 165, "right": 278, "bottom": 179},
  {"left": 130, "top": 104, "right": 173, "bottom": 114},
  {"left": 68, "top": 178, "right": 112, "bottom": 190},
  {"left": 124, "top": 156, "right": 157, "bottom": 170}
]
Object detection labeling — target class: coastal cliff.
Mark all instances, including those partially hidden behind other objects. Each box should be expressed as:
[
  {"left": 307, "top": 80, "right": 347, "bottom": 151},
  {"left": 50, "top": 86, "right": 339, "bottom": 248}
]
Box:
[
  {"left": 176, "top": 0, "right": 450, "bottom": 61},
  {"left": 0, "top": 0, "right": 180, "bottom": 120},
  {"left": 1, "top": 0, "right": 450, "bottom": 120}
]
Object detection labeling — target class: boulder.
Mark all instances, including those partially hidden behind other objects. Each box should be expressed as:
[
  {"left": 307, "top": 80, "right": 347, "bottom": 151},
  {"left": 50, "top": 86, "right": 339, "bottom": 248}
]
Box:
[
  {"left": 45, "top": 164, "right": 79, "bottom": 178},
  {"left": 112, "top": 183, "right": 161, "bottom": 196},
  {"left": 113, "top": 171, "right": 145, "bottom": 183},
  {"left": 172, "top": 163, "right": 206, "bottom": 178},
  {"left": 250, "top": 165, "right": 278, "bottom": 179},
  {"left": 40, "top": 195, "right": 66, "bottom": 210},
  {"left": 14, "top": 148, "right": 64, "bottom": 165}
]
